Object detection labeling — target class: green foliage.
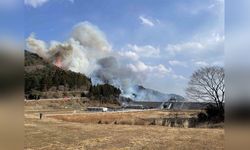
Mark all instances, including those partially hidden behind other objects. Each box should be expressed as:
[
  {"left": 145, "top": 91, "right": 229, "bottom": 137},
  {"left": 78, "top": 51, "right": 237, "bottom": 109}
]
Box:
[
  {"left": 25, "top": 65, "right": 91, "bottom": 93},
  {"left": 88, "top": 84, "right": 121, "bottom": 103},
  {"left": 25, "top": 50, "right": 91, "bottom": 96},
  {"left": 25, "top": 50, "right": 121, "bottom": 103},
  {"left": 89, "top": 84, "right": 121, "bottom": 97}
]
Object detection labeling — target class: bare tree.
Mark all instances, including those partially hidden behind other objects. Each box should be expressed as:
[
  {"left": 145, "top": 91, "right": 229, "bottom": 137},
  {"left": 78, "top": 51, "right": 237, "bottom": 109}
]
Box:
[{"left": 186, "top": 66, "right": 225, "bottom": 110}]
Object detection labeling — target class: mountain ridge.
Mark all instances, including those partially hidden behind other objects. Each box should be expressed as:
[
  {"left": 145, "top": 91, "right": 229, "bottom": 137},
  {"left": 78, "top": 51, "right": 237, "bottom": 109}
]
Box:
[{"left": 122, "top": 85, "right": 185, "bottom": 102}]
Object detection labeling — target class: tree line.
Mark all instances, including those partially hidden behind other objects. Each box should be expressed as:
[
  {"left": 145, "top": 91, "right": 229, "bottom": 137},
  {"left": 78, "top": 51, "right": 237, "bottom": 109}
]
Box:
[{"left": 25, "top": 50, "right": 121, "bottom": 102}]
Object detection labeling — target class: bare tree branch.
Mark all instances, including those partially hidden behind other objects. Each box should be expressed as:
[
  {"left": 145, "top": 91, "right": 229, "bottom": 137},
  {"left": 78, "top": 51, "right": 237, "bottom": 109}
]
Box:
[{"left": 186, "top": 66, "right": 225, "bottom": 109}]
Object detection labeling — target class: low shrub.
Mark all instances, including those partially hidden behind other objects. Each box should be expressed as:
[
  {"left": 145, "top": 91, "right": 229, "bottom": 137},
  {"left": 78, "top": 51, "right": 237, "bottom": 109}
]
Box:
[
  {"left": 197, "top": 104, "right": 224, "bottom": 123},
  {"left": 197, "top": 112, "right": 208, "bottom": 123}
]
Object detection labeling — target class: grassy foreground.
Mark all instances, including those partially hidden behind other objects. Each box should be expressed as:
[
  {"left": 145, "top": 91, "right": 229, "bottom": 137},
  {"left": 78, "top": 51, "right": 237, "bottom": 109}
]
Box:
[{"left": 25, "top": 110, "right": 224, "bottom": 150}]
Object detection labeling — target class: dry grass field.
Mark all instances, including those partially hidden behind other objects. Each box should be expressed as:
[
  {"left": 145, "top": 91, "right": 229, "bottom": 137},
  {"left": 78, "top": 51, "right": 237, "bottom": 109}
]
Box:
[
  {"left": 48, "top": 110, "right": 198, "bottom": 126},
  {"left": 24, "top": 98, "right": 119, "bottom": 111},
  {"left": 25, "top": 107, "right": 224, "bottom": 150}
]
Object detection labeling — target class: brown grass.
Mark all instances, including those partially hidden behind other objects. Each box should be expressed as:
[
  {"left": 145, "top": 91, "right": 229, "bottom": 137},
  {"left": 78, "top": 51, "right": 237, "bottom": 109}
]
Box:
[
  {"left": 24, "top": 103, "right": 224, "bottom": 150},
  {"left": 25, "top": 112, "right": 224, "bottom": 150},
  {"left": 24, "top": 98, "right": 120, "bottom": 111},
  {"left": 48, "top": 110, "right": 198, "bottom": 126}
]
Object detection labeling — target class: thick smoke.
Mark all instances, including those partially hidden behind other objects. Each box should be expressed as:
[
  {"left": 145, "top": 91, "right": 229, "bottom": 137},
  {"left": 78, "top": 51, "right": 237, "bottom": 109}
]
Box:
[
  {"left": 26, "top": 33, "right": 48, "bottom": 59},
  {"left": 93, "top": 56, "right": 144, "bottom": 94},
  {"left": 72, "top": 22, "right": 111, "bottom": 53},
  {"left": 26, "top": 22, "right": 112, "bottom": 75},
  {"left": 26, "top": 21, "right": 145, "bottom": 98}
]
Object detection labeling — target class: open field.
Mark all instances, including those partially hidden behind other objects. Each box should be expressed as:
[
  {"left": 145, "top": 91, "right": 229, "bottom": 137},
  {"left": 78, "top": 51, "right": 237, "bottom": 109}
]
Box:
[
  {"left": 25, "top": 103, "right": 224, "bottom": 150},
  {"left": 24, "top": 98, "right": 120, "bottom": 111},
  {"left": 48, "top": 110, "right": 200, "bottom": 127}
]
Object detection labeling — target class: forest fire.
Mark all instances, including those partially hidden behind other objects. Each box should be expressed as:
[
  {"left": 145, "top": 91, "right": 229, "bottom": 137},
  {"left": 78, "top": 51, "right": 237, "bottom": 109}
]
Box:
[{"left": 55, "top": 56, "right": 62, "bottom": 68}]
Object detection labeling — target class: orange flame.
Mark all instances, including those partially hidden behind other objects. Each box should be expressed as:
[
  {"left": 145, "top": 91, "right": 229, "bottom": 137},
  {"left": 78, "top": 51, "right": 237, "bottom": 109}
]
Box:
[{"left": 55, "top": 56, "right": 62, "bottom": 68}]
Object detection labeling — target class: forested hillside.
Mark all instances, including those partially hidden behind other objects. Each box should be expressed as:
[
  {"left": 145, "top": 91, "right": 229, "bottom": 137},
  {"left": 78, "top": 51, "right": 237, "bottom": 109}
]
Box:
[{"left": 24, "top": 50, "right": 120, "bottom": 101}]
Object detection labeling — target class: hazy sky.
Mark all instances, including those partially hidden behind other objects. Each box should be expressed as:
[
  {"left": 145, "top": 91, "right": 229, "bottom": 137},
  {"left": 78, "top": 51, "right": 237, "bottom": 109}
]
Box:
[{"left": 22, "top": 0, "right": 224, "bottom": 96}]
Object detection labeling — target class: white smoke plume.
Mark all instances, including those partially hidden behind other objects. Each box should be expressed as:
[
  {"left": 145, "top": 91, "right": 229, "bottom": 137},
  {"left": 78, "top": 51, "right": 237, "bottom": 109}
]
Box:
[
  {"left": 26, "top": 21, "right": 145, "bottom": 95},
  {"left": 26, "top": 33, "right": 48, "bottom": 59},
  {"left": 71, "top": 22, "right": 112, "bottom": 53}
]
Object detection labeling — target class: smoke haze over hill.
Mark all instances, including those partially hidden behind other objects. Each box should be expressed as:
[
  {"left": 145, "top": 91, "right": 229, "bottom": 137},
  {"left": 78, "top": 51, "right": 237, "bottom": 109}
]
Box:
[{"left": 26, "top": 21, "right": 182, "bottom": 101}]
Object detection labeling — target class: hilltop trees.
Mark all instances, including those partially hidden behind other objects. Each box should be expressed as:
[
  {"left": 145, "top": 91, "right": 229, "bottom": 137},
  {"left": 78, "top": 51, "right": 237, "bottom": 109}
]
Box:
[
  {"left": 88, "top": 84, "right": 121, "bottom": 104},
  {"left": 25, "top": 66, "right": 92, "bottom": 94},
  {"left": 25, "top": 50, "right": 122, "bottom": 103}
]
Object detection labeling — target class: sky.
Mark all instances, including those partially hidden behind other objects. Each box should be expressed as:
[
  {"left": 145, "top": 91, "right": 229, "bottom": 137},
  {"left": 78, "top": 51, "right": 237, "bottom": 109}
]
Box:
[{"left": 7, "top": 0, "right": 224, "bottom": 96}]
